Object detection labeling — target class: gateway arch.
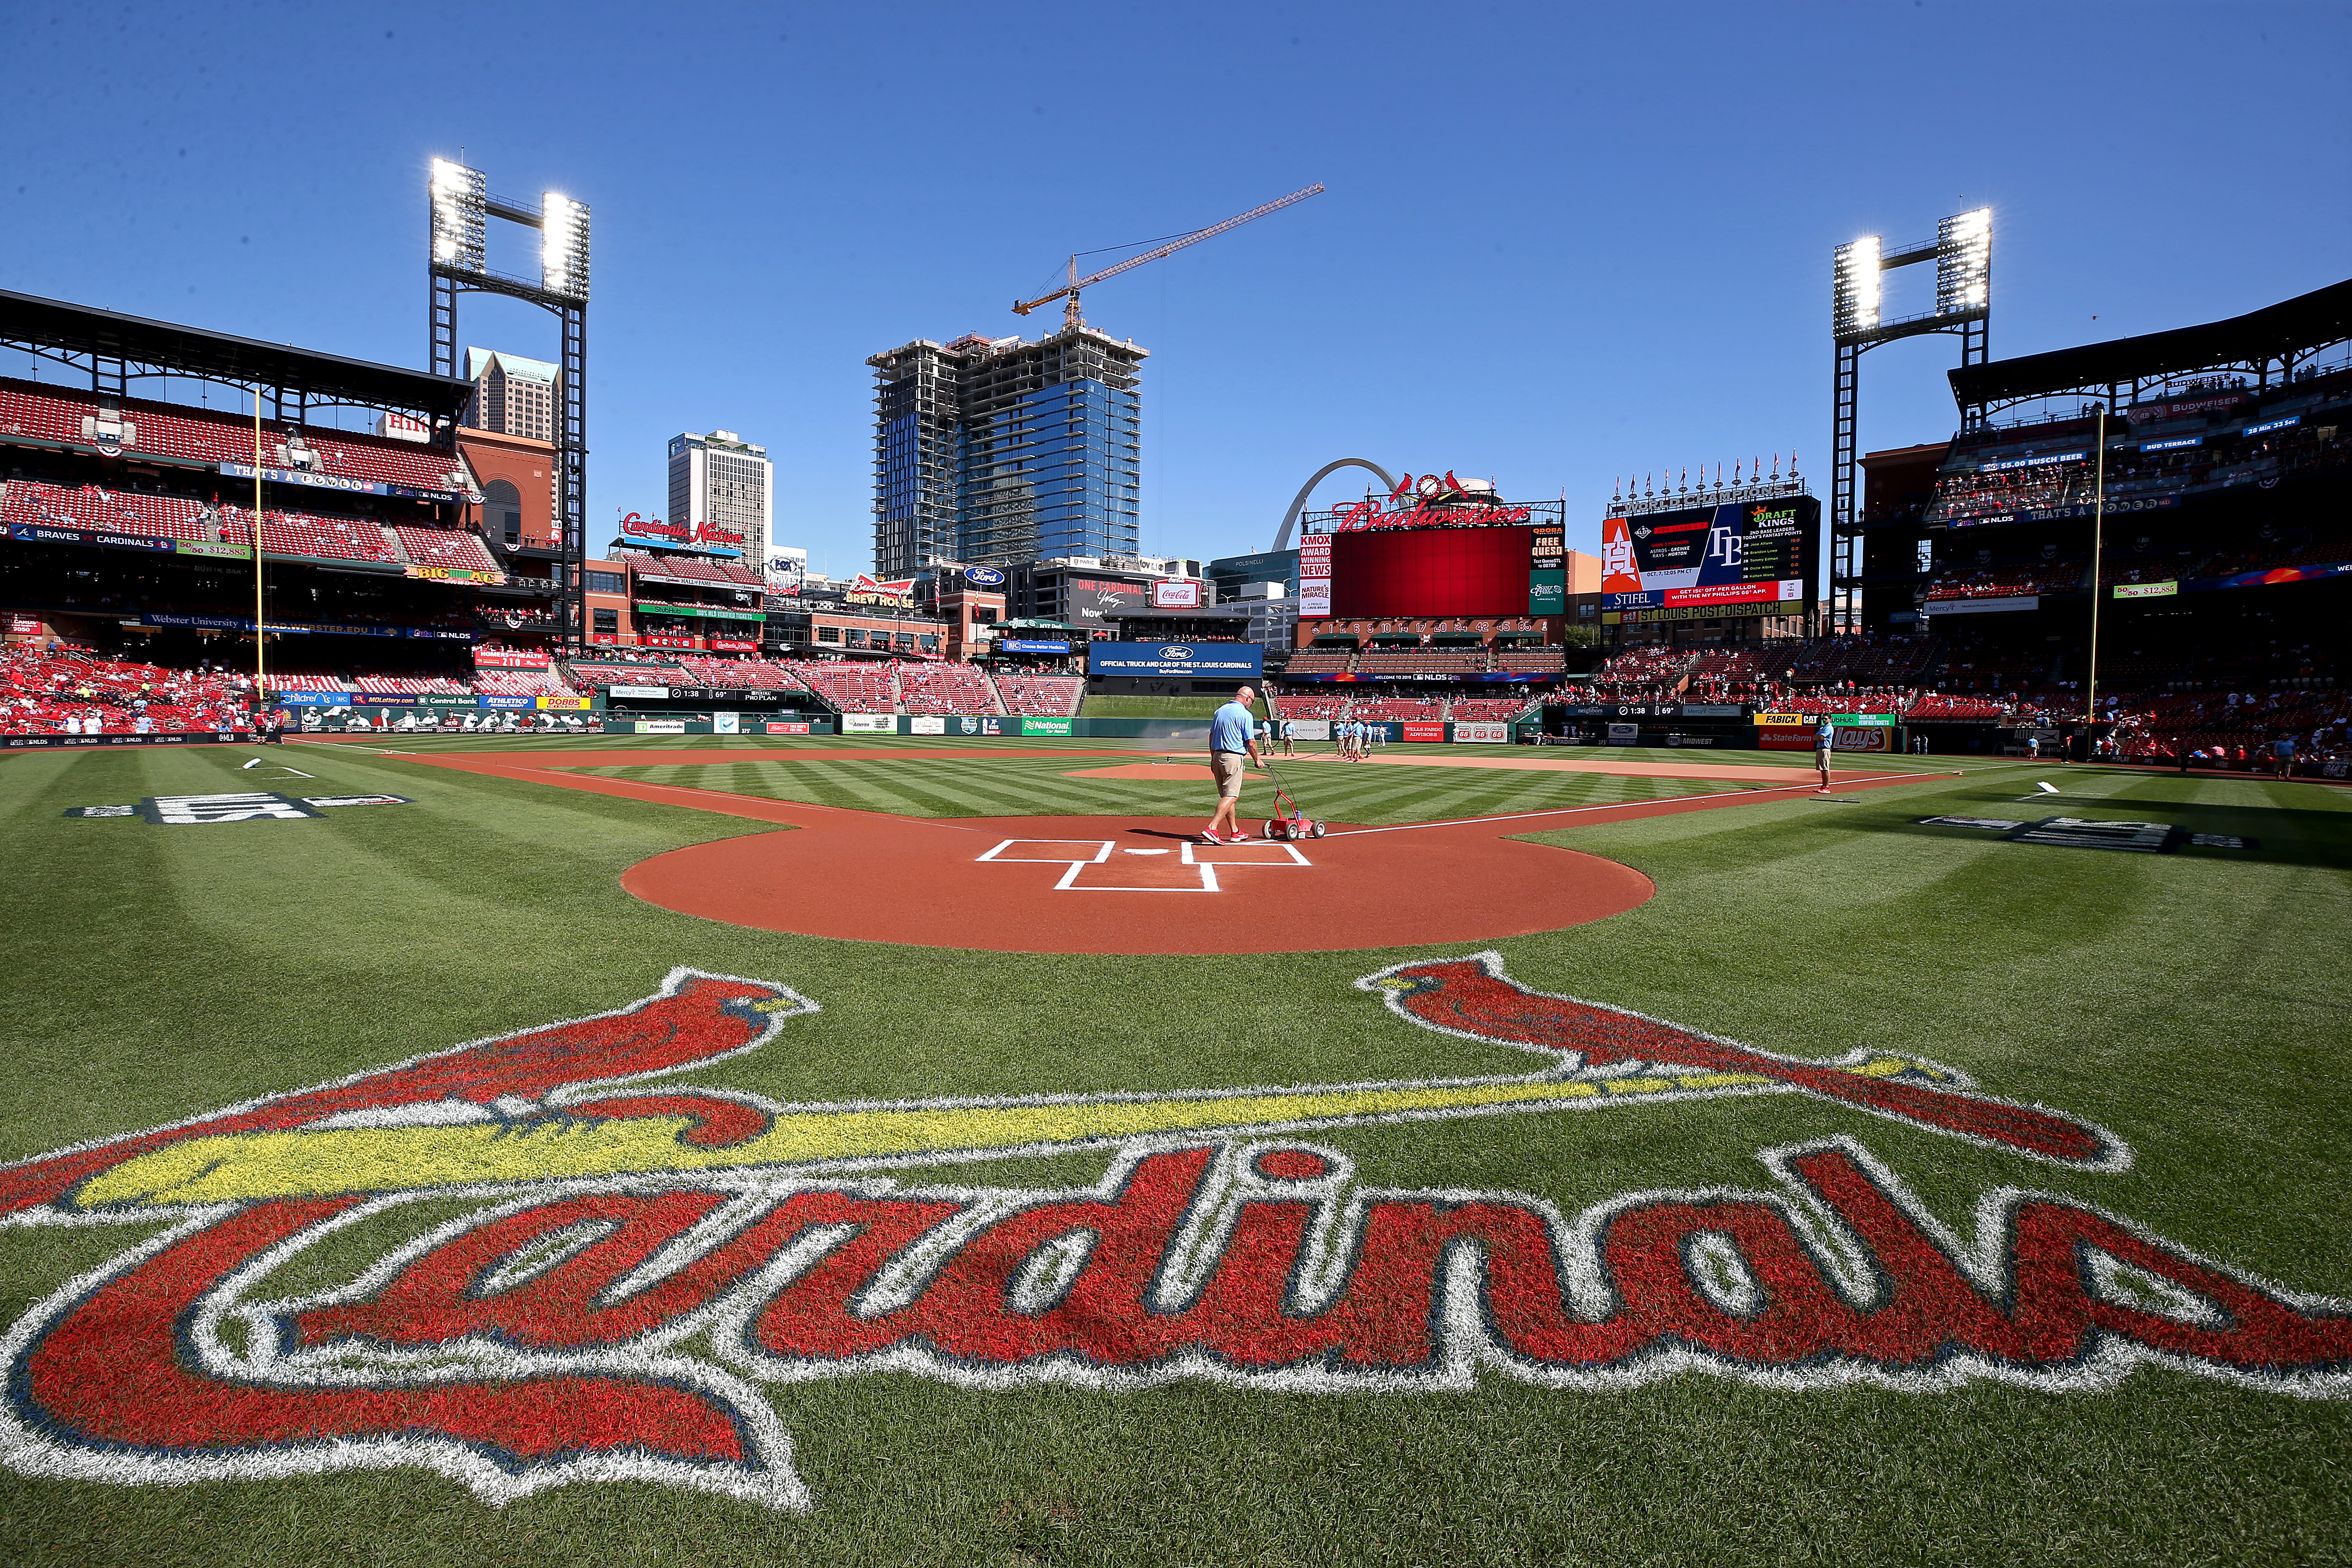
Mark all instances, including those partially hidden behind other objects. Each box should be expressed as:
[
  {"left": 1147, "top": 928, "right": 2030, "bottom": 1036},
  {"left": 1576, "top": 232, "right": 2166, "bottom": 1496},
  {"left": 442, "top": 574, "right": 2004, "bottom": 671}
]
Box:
[{"left": 1271, "top": 459, "right": 1397, "bottom": 553}]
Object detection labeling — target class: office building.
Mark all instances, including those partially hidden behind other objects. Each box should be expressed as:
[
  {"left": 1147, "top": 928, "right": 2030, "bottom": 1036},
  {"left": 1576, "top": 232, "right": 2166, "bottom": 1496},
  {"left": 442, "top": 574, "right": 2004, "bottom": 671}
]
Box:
[
  {"left": 868, "top": 326, "right": 1145, "bottom": 578},
  {"left": 462, "top": 348, "right": 557, "bottom": 442},
  {"left": 1010, "top": 554, "right": 1200, "bottom": 631},
  {"left": 1208, "top": 549, "right": 1300, "bottom": 601},
  {"left": 666, "top": 430, "right": 773, "bottom": 566}
]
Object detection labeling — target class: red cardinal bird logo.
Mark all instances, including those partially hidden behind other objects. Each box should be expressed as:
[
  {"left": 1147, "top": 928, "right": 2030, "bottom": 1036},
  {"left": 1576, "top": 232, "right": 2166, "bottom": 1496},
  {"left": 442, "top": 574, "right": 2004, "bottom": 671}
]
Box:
[
  {"left": 1362, "top": 953, "right": 2125, "bottom": 1169},
  {"left": 0, "top": 969, "right": 813, "bottom": 1220}
]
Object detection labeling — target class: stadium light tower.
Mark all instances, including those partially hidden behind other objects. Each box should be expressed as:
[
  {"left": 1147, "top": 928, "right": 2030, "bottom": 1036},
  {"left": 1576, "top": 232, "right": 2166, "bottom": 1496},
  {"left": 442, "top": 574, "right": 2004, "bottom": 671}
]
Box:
[
  {"left": 426, "top": 157, "right": 590, "bottom": 651},
  {"left": 1828, "top": 206, "right": 1991, "bottom": 633}
]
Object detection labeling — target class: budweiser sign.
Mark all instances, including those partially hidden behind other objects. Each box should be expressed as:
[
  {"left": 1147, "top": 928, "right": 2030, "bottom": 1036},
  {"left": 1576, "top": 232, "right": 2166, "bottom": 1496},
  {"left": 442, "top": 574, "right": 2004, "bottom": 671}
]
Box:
[
  {"left": 1, "top": 957, "right": 2343, "bottom": 1515},
  {"left": 845, "top": 574, "right": 917, "bottom": 608},
  {"left": 1326, "top": 471, "right": 1534, "bottom": 532}
]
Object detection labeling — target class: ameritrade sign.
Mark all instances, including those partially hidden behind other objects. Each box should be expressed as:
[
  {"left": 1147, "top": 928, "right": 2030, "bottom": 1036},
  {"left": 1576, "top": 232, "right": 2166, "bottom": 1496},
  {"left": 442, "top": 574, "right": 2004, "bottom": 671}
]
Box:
[
  {"left": 4, "top": 958, "right": 2346, "bottom": 1516},
  {"left": 1087, "top": 642, "right": 1264, "bottom": 679}
]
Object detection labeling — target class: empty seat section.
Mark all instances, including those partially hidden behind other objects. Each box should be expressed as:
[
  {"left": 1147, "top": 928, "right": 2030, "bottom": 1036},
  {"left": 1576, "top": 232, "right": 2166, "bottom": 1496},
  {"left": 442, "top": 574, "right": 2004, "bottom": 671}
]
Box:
[{"left": 394, "top": 527, "right": 501, "bottom": 573}]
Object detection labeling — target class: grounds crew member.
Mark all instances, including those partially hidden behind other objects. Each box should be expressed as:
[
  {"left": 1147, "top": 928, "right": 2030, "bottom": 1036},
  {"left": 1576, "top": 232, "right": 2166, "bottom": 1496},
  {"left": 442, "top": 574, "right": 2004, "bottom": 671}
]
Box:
[
  {"left": 1201, "top": 685, "right": 1264, "bottom": 845},
  {"left": 1814, "top": 715, "right": 1836, "bottom": 795}
]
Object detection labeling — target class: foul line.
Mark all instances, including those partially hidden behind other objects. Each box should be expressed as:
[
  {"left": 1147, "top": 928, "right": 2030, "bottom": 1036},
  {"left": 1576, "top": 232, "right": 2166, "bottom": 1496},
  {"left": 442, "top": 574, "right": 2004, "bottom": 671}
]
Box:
[
  {"left": 510, "top": 764, "right": 993, "bottom": 833},
  {"left": 1322, "top": 768, "right": 1961, "bottom": 838}
]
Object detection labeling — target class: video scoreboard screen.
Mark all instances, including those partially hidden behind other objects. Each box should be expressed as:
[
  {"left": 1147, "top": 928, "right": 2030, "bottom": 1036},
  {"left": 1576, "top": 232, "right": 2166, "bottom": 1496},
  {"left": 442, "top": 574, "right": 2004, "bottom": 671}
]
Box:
[
  {"left": 1599, "top": 495, "right": 1818, "bottom": 624},
  {"left": 1298, "top": 524, "right": 1566, "bottom": 619}
]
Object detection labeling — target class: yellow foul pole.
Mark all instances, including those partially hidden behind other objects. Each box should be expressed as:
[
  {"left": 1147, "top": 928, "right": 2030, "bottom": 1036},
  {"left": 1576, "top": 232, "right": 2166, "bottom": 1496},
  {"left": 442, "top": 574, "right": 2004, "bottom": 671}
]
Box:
[
  {"left": 251, "top": 389, "right": 267, "bottom": 723},
  {"left": 2086, "top": 404, "right": 2107, "bottom": 735}
]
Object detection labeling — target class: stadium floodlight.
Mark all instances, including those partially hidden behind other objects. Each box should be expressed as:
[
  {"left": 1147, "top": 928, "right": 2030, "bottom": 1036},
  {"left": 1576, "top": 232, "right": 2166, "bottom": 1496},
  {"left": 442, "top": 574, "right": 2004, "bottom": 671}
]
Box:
[
  {"left": 429, "top": 158, "right": 485, "bottom": 273},
  {"left": 540, "top": 192, "right": 591, "bottom": 301},
  {"left": 1936, "top": 206, "right": 1991, "bottom": 316},
  {"left": 1832, "top": 236, "right": 1881, "bottom": 340}
]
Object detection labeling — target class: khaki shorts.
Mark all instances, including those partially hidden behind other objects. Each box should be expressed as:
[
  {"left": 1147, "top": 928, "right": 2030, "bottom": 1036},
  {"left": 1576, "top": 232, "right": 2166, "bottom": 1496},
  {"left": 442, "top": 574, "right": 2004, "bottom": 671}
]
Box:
[{"left": 1210, "top": 750, "right": 1247, "bottom": 798}]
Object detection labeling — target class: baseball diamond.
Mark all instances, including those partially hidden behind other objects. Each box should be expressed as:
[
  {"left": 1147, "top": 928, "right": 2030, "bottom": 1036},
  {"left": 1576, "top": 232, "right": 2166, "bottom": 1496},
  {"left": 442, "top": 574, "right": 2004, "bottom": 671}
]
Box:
[{"left": 7, "top": 26, "right": 2352, "bottom": 1561}]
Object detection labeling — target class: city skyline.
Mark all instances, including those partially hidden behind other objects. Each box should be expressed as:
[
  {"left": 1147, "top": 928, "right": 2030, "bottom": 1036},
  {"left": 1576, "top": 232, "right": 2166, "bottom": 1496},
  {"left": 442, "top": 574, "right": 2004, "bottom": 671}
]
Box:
[{"left": 0, "top": 4, "right": 2345, "bottom": 585}]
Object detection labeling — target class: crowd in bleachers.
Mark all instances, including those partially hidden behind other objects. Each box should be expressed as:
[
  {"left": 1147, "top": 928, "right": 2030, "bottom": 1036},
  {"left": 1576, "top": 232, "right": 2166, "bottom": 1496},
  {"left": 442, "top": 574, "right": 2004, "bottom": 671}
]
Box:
[
  {"left": 994, "top": 672, "right": 1083, "bottom": 717},
  {"left": 898, "top": 663, "right": 997, "bottom": 715},
  {"left": 1, "top": 480, "right": 209, "bottom": 541},
  {"left": 674, "top": 657, "right": 806, "bottom": 691},
  {"left": 1925, "top": 563, "right": 2084, "bottom": 601},
  {"left": 784, "top": 659, "right": 897, "bottom": 714},
  {"left": 0, "top": 645, "right": 252, "bottom": 735},
  {"left": 352, "top": 672, "right": 474, "bottom": 696}
]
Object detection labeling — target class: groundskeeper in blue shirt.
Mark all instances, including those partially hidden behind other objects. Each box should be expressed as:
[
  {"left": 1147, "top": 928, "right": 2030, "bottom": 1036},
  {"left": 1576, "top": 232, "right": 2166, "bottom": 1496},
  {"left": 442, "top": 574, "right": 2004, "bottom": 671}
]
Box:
[{"left": 1210, "top": 700, "right": 1256, "bottom": 755}]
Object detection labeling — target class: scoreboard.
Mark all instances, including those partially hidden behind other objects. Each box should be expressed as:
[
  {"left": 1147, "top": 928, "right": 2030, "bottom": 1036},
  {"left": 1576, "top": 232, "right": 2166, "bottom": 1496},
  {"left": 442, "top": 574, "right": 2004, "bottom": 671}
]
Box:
[
  {"left": 1299, "top": 524, "right": 1563, "bottom": 619},
  {"left": 1600, "top": 495, "right": 1818, "bottom": 624}
]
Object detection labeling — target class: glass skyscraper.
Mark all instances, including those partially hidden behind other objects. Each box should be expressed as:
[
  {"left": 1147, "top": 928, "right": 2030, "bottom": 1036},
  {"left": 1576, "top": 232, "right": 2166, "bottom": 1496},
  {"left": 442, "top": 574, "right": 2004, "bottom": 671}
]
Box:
[{"left": 868, "top": 327, "right": 1145, "bottom": 578}]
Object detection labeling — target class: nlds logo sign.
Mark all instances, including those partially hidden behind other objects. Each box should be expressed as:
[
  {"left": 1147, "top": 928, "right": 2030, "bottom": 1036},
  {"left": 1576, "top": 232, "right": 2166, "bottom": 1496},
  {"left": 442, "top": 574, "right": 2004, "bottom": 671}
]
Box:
[{"left": 1, "top": 958, "right": 2343, "bottom": 1514}]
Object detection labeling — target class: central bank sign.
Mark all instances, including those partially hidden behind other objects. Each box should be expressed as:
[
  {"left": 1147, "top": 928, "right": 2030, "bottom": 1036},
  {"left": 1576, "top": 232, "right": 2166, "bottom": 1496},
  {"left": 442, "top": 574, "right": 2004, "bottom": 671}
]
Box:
[{"left": 1087, "top": 641, "right": 1264, "bottom": 679}]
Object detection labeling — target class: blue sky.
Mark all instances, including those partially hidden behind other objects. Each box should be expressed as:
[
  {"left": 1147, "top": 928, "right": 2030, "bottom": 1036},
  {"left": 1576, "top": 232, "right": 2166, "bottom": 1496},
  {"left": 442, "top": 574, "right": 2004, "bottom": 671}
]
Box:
[{"left": 2, "top": 1, "right": 2346, "bottom": 578}]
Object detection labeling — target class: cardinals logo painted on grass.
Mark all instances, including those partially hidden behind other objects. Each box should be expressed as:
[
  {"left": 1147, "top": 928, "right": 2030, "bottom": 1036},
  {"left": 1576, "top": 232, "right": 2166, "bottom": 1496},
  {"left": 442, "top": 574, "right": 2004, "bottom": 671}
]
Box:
[{"left": 1, "top": 960, "right": 2346, "bottom": 1514}]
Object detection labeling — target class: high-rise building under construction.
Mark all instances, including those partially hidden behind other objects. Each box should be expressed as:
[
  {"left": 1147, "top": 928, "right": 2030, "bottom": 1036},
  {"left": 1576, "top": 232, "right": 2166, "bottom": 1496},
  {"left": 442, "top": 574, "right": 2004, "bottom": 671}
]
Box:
[{"left": 868, "top": 325, "right": 1145, "bottom": 578}]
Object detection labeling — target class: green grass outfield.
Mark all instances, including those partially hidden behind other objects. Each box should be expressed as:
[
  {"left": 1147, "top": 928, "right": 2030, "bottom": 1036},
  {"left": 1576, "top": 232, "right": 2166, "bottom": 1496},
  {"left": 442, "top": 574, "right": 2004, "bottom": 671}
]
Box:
[
  {"left": 1076, "top": 694, "right": 1226, "bottom": 717},
  {"left": 1, "top": 735, "right": 2347, "bottom": 1568}
]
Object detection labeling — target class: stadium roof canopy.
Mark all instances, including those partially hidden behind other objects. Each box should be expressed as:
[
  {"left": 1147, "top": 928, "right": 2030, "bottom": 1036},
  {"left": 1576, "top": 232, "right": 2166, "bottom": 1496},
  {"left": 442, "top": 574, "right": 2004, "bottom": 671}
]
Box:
[
  {"left": 0, "top": 288, "right": 472, "bottom": 420},
  {"left": 1950, "top": 278, "right": 2352, "bottom": 415}
]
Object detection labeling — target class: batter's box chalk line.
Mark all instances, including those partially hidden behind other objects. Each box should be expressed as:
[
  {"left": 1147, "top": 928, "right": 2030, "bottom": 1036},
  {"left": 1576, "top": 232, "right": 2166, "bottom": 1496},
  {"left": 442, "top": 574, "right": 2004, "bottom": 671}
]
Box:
[{"left": 975, "top": 837, "right": 1312, "bottom": 892}]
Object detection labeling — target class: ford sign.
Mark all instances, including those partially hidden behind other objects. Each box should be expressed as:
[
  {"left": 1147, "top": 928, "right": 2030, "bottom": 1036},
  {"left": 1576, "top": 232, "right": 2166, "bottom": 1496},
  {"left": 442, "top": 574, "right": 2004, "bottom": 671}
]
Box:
[
  {"left": 964, "top": 566, "right": 1007, "bottom": 586},
  {"left": 1087, "top": 642, "right": 1264, "bottom": 680}
]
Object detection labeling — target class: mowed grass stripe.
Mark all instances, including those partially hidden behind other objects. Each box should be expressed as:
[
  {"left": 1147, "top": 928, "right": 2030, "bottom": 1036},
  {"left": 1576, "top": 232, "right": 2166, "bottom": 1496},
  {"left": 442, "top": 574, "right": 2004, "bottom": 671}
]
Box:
[{"left": 579, "top": 753, "right": 1747, "bottom": 824}]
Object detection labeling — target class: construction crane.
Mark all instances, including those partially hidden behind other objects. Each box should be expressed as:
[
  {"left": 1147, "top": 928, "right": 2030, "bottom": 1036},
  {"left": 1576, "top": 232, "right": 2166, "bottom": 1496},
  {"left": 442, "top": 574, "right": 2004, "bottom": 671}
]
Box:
[{"left": 1013, "top": 183, "right": 1325, "bottom": 331}]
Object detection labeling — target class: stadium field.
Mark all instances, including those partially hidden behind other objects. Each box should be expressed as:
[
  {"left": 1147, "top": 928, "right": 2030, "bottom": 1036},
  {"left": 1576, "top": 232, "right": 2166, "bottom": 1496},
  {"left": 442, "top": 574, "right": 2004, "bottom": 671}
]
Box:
[{"left": 2, "top": 734, "right": 2348, "bottom": 1568}]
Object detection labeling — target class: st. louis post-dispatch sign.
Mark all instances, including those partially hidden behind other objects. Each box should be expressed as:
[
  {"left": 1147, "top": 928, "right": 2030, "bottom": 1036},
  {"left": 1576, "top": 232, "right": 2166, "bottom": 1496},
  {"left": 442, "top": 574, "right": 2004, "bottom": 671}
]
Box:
[{"left": 1087, "top": 642, "right": 1265, "bottom": 679}]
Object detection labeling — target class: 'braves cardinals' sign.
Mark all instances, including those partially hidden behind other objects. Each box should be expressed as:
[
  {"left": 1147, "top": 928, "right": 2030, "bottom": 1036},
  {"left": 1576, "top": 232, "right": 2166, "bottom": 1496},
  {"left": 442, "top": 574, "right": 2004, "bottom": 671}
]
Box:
[{"left": 2, "top": 958, "right": 2344, "bottom": 1513}]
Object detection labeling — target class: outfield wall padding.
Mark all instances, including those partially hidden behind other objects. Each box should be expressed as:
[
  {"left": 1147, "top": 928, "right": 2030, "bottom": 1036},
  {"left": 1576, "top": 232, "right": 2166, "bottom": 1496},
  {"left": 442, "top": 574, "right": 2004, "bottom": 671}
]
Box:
[{"left": 2, "top": 732, "right": 248, "bottom": 749}]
